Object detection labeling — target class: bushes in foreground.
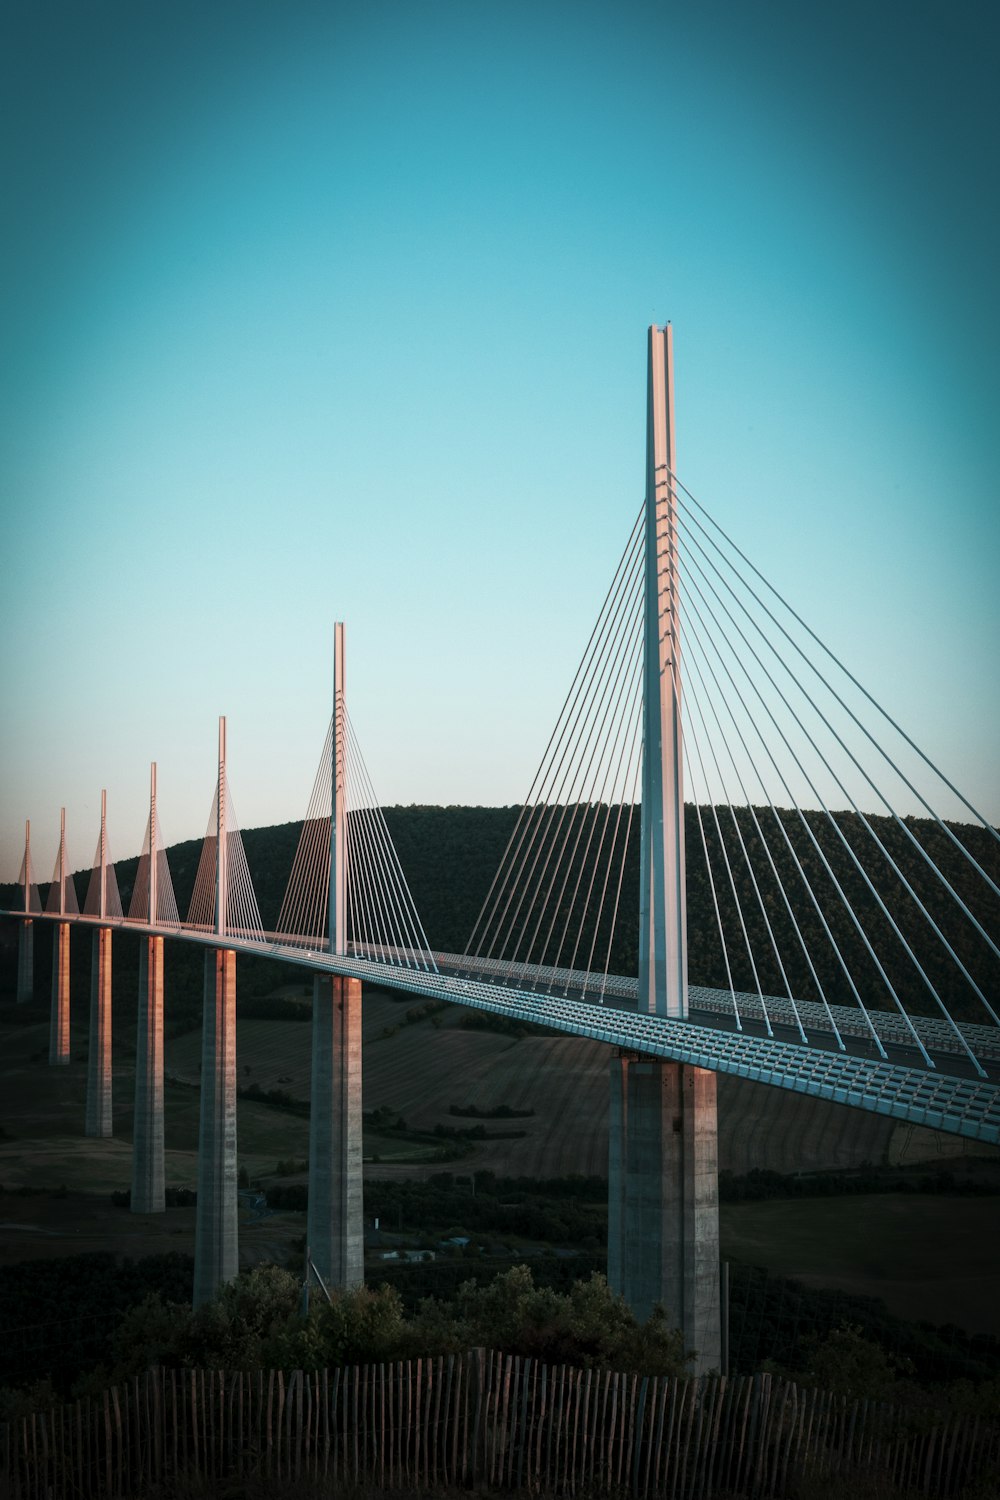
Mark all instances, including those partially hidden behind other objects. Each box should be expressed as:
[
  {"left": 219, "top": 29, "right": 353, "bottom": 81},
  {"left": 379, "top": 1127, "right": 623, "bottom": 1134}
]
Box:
[{"left": 102, "top": 1264, "right": 688, "bottom": 1387}]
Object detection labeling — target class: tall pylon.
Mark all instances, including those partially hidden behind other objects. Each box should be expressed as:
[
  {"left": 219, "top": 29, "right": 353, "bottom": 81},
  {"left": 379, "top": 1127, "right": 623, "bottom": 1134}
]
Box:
[
  {"left": 638, "top": 323, "right": 687, "bottom": 1020},
  {"left": 47, "top": 808, "right": 73, "bottom": 1065},
  {"left": 132, "top": 765, "right": 165, "bottom": 1213},
  {"left": 308, "top": 623, "right": 364, "bottom": 1292},
  {"left": 194, "top": 716, "right": 240, "bottom": 1306},
  {"left": 16, "top": 819, "right": 37, "bottom": 1003},
  {"left": 609, "top": 326, "right": 721, "bottom": 1373},
  {"left": 85, "top": 791, "right": 114, "bottom": 1138}
]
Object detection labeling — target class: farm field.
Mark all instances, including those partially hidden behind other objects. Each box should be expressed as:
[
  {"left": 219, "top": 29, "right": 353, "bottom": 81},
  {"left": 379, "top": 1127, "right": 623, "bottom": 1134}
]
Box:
[
  {"left": 720, "top": 1193, "right": 1000, "bottom": 1337},
  {"left": 2, "top": 989, "right": 999, "bottom": 1341}
]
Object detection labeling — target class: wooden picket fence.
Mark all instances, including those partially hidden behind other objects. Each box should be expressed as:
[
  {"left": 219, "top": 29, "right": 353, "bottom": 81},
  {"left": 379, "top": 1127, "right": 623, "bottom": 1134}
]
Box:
[{"left": 2, "top": 1353, "right": 998, "bottom": 1498}]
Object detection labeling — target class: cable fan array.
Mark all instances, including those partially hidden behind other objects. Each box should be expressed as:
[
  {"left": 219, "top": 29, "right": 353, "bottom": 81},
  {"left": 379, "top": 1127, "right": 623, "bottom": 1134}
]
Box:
[
  {"left": 468, "top": 512, "right": 645, "bottom": 1000},
  {"left": 83, "top": 831, "right": 123, "bottom": 921},
  {"left": 127, "top": 802, "right": 180, "bottom": 927},
  {"left": 468, "top": 482, "right": 1000, "bottom": 1077},
  {"left": 186, "top": 779, "right": 264, "bottom": 942},
  {"left": 17, "top": 846, "right": 42, "bottom": 915},
  {"left": 276, "top": 710, "right": 436, "bottom": 971}
]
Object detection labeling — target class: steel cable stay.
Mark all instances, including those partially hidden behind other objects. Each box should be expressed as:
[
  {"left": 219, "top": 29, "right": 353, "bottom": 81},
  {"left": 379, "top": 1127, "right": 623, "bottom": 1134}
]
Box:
[
  {"left": 83, "top": 828, "right": 123, "bottom": 921},
  {"left": 545, "top": 631, "right": 644, "bottom": 993},
  {"left": 680, "top": 541, "right": 916, "bottom": 1061},
  {"left": 127, "top": 805, "right": 180, "bottom": 927},
  {"left": 669, "top": 632, "right": 779, "bottom": 1041},
  {"left": 468, "top": 510, "right": 644, "bottom": 960},
  {"left": 676, "top": 503, "right": 1000, "bottom": 1001},
  {"left": 670, "top": 467, "right": 1000, "bottom": 850},
  {"left": 678, "top": 573, "right": 854, "bottom": 1047},
  {"left": 344, "top": 739, "right": 402, "bottom": 965},
  {"left": 677, "top": 597, "right": 846, "bottom": 1050},
  {"left": 513, "top": 563, "right": 645, "bottom": 977},
  {"left": 344, "top": 709, "right": 437, "bottom": 971},
  {"left": 679, "top": 515, "right": 995, "bottom": 1070},
  {"left": 473, "top": 524, "right": 643, "bottom": 965},
  {"left": 680, "top": 576, "right": 892, "bottom": 1060},
  {"left": 482, "top": 535, "right": 644, "bottom": 969},
  {"left": 276, "top": 719, "right": 334, "bottom": 949},
  {"left": 673, "top": 484, "right": 1000, "bottom": 908},
  {"left": 680, "top": 539, "right": 941, "bottom": 1070}
]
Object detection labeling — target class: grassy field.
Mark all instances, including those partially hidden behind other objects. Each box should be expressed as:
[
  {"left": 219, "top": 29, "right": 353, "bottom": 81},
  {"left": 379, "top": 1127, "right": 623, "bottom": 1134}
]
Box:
[
  {"left": 2, "top": 981, "right": 999, "bottom": 1340},
  {"left": 721, "top": 1193, "right": 1000, "bottom": 1336}
]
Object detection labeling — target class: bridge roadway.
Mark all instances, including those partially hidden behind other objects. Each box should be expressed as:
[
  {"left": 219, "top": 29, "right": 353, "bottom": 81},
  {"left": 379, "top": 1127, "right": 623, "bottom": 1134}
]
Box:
[{"left": 7, "top": 907, "right": 999, "bottom": 1146}]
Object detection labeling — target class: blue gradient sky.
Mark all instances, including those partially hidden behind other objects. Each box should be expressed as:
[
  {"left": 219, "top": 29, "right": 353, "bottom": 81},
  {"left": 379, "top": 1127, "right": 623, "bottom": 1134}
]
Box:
[{"left": 2, "top": 0, "right": 997, "bottom": 880}]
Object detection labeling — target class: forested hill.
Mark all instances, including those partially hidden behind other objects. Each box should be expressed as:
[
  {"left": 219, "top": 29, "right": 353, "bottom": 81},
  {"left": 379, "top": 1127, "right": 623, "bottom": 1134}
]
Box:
[{"left": 2, "top": 805, "right": 997, "bottom": 1024}]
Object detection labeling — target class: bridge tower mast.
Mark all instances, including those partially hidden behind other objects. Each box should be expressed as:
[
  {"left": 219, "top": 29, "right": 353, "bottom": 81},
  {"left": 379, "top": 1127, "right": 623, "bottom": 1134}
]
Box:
[
  {"left": 194, "top": 716, "right": 240, "bottom": 1305},
  {"left": 609, "top": 325, "right": 721, "bottom": 1372},
  {"left": 308, "top": 622, "right": 364, "bottom": 1292},
  {"left": 16, "top": 819, "right": 33, "bottom": 1003},
  {"left": 133, "top": 765, "right": 165, "bottom": 1213},
  {"left": 48, "top": 807, "right": 71, "bottom": 1065},
  {"left": 85, "top": 790, "right": 114, "bottom": 1138}
]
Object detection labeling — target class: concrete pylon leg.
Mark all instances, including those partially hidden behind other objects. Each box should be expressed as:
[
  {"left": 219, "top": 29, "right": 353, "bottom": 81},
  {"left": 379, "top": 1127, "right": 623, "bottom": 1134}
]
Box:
[
  {"left": 85, "top": 928, "right": 113, "bottom": 1138},
  {"left": 48, "top": 922, "right": 70, "bottom": 1065},
  {"left": 194, "top": 948, "right": 238, "bottom": 1306},
  {"left": 17, "top": 920, "right": 33, "bottom": 1004},
  {"left": 608, "top": 1055, "right": 721, "bottom": 1373},
  {"left": 307, "top": 975, "right": 363, "bottom": 1290},
  {"left": 132, "top": 937, "right": 165, "bottom": 1212}
]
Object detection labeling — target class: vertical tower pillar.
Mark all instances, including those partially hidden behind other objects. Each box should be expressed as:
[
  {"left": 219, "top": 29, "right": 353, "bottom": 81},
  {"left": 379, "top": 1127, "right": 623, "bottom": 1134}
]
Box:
[
  {"left": 132, "top": 766, "right": 165, "bottom": 1212},
  {"left": 193, "top": 717, "right": 239, "bottom": 1305},
  {"left": 194, "top": 948, "right": 238, "bottom": 1305},
  {"left": 49, "top": 808, "right": 71, "bottom": 1065},
  {"left": 17, "top": 820, "right": 34, "bottom": 1004},
  {"left": 308, "top": 623, "right": 365, "bottom": 1290},
  {"left": 17, "top": 922, "right": 34, "bottom": 1004},
  {"left": 609, "top": 326, "right": 721, "bottom": 1372},
  {"left": 86, "top": 791, "right": 113, "bottom": 1138}
]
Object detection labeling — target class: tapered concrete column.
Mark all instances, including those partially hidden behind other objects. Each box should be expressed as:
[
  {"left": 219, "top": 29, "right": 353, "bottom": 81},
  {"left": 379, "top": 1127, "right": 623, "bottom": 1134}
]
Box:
[
  {"left": 608, "top": 1055, "right": 721, "bottom": 1373},
  {"left": 132, "top": 937, "right": 165, "bottom": 1212},
  {"left": 85, "top": 928, "right": 113, "bottom": 1138},
  {"left": 194, "top": 948, "right": 238, "bottom": 1306},
  {"left": 48, "top": 923, "right": 70, "bottom": 1065},
  {"left": 16, "top": 920, "right": 33, "bottom": 1003},
  {"left": 308, "top": 974, "right": 364, "bottom": 1289}
]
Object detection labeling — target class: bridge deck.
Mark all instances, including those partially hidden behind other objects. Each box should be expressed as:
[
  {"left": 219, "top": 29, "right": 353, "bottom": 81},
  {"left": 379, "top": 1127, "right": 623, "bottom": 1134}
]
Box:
[{"left": 4, "top": 909, "right": 998, "bottom": 1145}]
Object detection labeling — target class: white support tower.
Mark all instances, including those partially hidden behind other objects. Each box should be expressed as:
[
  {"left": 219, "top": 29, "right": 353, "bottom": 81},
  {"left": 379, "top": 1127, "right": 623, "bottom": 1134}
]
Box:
[
  {"left": 194, "top": 716, "right": 239, "bottom": 1305},
  {"left": 16, "top": 819, "right": 34, "bottom": 1004},
  {"left": 638, "top": 323, "right": 687, "bottom": 1021},
  {"left": 609, "top": 326, "right": 721, "bottom": 1373},
  {"left": 329, "top": 621, "right": 347, "bottom": 957},
  {"left": 132, "top": 765, "right": 165, "bottom": 1213},
  {"left": 85, "top": 790, "right": 114, "bottom": 1138},
  {"left": 49, "top": 807, "right": 71, "bottom": 1065},
  {"left": 308, "top": 623, "right": 365, "bottom": 1291}
]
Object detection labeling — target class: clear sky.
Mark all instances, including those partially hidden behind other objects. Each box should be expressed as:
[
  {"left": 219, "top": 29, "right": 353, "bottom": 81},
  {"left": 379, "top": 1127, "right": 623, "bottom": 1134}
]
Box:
[{"left": 2, "top": 0, "right": 997, "bottom": 882}]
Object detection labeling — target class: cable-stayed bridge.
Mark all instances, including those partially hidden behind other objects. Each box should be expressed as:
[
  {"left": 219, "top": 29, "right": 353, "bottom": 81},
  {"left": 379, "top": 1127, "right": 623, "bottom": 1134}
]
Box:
[{"left": 3, "top": 327, "right": 997, "bottom": 1370}]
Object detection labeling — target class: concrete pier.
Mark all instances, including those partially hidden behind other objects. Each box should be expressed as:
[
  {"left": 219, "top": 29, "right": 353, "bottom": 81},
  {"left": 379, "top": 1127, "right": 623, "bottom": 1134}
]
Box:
[
  {"left": 16, "top": 919, "right": 33, "bottom": 1003},
  {"left": 193, "top": 948, "right": 238, "bottom": 1306},
  {"left": 48, "top": 923, "right": 70, "bottom": 1064},
  {"left": 307, "top": 974, "right": 364, "bottom": 1289},
  {"left": 85, "top": 928, "right": 113, "bottom": 1138},
  {"left": 608, "top": 1055, "right": 721, "bottom": 1373},
  {"left": 131, "top": 937, "right": 165, "bottom": 1212}
]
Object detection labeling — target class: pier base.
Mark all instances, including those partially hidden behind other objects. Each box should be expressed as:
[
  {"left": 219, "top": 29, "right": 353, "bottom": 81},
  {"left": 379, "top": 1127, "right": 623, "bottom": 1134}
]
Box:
[
  {"left": 608, "top": 1056, "right": 721, "bottom": 1373},
  {"left": 48, "top": 922, "right": 70, "bottom": 1065},
  {"left": 132, "top": 937, "right": 165, "bottom": 1212},
  {"left": 16, "top": 919, "right": 33, "bottom": 1003},
  {"left": 307, "top": 975, "right": 364, "bottom": 1290},
  {"left": 194, "top": 948, "right": 238, "bottom": 1306},
  {"left": 85, "top": 928, "right": 113, "bottom": 1138}
]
